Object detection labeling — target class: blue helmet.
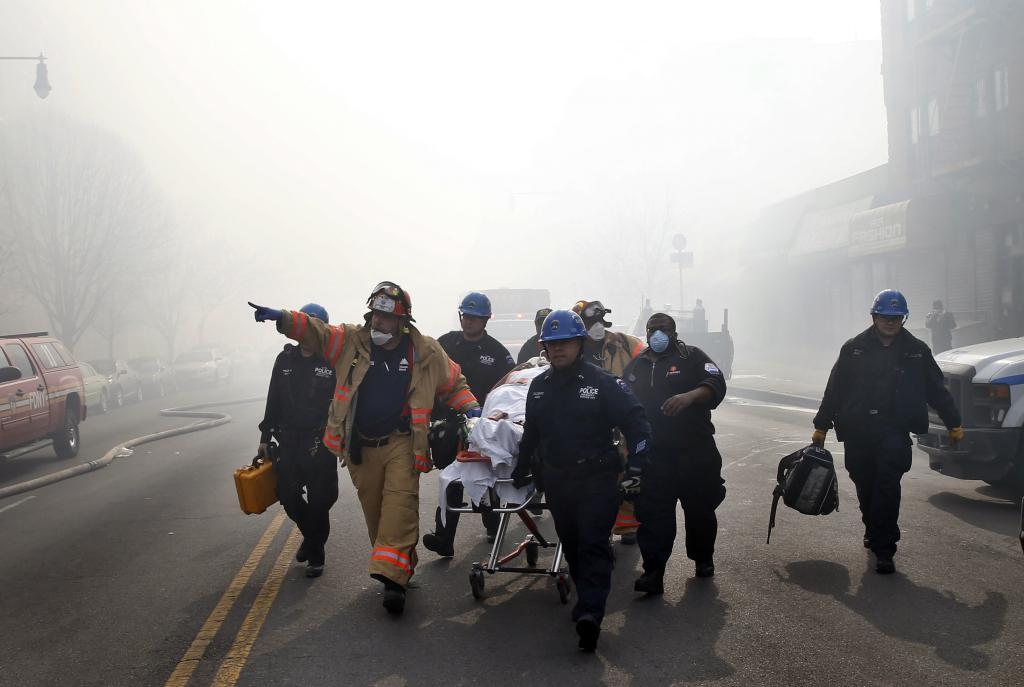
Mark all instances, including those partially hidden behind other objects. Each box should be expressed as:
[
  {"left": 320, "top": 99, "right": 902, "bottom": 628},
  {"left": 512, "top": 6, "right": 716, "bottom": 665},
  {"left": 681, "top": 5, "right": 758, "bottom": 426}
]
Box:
[
  {"left": 538, "top": 310, "right": 587, "bottom": 342},
  {"left": 870, "top": 289, "right": 908, "bottom": 317},
  {"left": 300, "top": 303, "right": 329, "bottom": 323},
  {"left": 459, "top": 292, "right": 492, "bottom": 318}
]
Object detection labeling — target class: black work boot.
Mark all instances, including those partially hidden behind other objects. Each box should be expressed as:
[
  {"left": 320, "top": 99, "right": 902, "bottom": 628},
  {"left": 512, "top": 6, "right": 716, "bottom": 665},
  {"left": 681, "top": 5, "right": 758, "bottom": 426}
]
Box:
[
  {"left": 381, "top": 578, "right": 406, "bottom": 614},
  {"left": 422, "top": 532, "right": 455, "bottom": 558},
  {"left": 875, "top": 553, "right": 896, "bottom": 575},
  {"left": 633, "top": 570, "right": 664, "bottom": 595},
  {"left": 575, "top": 614, "right": 600, "bottom": 652},
  {"left": 695, "top": 560, "right": 715, "bottom": 578},
  {"left": 295, "top": 540, "right": 310, "bottom": 563},
  {"left": 305, "top": 546, "right": 325, "bottom": 578}
]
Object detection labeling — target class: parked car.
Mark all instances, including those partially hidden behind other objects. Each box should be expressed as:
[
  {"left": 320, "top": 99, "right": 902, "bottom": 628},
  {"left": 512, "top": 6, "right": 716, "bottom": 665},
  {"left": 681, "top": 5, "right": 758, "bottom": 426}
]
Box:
[
  {"left": 1, "top": 332, "right": 87, "bottom": 460},
  {"left": 225, "top": 344, "right": 260, "bottom": 376},
  {"left": 77, "top": 361, "right": 112, "bottom": 414},
  {"left": 88, "top": 359, "right": 145, "bottom": 407},
  {"left": 129, "top": 356, "right": 176, "bottom": 397},
  {"left": 174, "top": 348, "right": 232, "bottom": 388}
]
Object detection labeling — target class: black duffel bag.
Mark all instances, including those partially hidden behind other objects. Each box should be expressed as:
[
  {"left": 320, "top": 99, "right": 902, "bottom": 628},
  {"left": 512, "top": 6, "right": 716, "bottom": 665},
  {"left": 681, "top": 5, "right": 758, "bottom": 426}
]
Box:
[{"left": 767, "top": 444, "right": 839, "bottom": 544}]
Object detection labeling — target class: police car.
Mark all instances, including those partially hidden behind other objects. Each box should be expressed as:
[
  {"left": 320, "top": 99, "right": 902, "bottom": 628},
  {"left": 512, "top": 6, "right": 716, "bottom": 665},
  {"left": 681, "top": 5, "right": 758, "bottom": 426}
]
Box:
[{"left": 917, "top": 337, "right": 1024, "bottom": 488}]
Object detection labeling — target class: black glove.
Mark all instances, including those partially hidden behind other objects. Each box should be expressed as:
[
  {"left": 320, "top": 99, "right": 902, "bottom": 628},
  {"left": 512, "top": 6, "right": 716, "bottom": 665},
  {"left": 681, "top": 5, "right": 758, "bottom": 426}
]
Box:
[
  {"left": 511, "top": 457, "right": 533, "bottom": 488},
  {"left": 619, "top": 465, "right": 643, "bottom": 501}
]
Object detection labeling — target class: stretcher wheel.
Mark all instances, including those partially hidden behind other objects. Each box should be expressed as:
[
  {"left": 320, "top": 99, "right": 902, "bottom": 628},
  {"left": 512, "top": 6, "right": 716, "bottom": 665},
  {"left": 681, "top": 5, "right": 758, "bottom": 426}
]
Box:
[
  {"left": 469, "top": 569, "right": 486, "bottom": 600},
  {"left": 556, "top": 573, "right": 571, "bottom": 604},
  {"left": 526, "top": 541, "right": 539, "bottom": 567}
]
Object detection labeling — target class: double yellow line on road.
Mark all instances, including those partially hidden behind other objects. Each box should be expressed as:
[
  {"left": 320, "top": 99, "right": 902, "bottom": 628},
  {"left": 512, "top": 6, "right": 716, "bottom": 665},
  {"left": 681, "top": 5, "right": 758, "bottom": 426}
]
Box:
[{"left": 165, "top": 511, "right": 300, "bottom": 687}]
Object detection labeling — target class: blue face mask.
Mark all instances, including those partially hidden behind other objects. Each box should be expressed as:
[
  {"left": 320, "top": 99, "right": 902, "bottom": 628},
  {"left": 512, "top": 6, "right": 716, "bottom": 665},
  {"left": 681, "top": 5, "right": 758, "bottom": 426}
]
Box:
[{"left": 649, "top": 330, "right": 671, "bottom": 353}]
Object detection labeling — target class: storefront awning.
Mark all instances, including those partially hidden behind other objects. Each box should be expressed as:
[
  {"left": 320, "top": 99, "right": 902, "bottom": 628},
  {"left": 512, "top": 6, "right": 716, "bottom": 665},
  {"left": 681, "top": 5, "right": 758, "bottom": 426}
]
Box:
[
  {"left": 789, "top": 196, "right": 874, "bottom": 257},
  {"left": 848, "top": 196, "right": 949, "bottom": 257}
]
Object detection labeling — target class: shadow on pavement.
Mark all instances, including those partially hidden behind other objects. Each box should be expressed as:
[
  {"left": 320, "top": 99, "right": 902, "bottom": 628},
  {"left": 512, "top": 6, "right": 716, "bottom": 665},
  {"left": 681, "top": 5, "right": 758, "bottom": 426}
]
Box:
[
  {"left": 616, "top": 576, "right": 734, "bottom": 683},
  {"left": 927, "top": 490, "right": 1020, "bottom": 538},
  {"left": 776, "top": 559, "right": 1006, "bottom": 672}
]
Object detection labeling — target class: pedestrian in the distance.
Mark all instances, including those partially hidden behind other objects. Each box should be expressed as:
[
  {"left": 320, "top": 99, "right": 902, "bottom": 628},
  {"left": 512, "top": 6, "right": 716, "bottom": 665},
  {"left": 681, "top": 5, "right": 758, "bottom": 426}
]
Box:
[{"left": 925, "top": 299, "right": 956, "bottom": 354}]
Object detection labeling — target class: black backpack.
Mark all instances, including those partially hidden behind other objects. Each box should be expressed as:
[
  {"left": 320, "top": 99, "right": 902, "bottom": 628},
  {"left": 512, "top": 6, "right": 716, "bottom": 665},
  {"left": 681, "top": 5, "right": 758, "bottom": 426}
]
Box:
[{"left": 766, "top": 445, "right": 839, "bottom": 544}]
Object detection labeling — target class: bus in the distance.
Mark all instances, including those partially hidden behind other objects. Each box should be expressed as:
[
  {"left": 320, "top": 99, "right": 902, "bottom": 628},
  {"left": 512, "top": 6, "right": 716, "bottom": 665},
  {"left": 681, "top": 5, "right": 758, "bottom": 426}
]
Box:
[{"left": 482, "top": 288, "right": 551, "bottom": 360}]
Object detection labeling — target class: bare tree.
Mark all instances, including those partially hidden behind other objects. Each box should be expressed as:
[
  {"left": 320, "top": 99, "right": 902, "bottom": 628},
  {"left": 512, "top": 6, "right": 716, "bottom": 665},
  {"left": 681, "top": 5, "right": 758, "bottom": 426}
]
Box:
[
  {"left": 0, "top": 113, "right": 168, "bottom": 351},
  {"left": 598, "top": 200, "right": 677, "bottom": 310},
  {"left": 189, "top": 233, "right": 249, "bottom": 347},
  {"left": 143, "top": 241, "right": 191, "bottom": 361}
]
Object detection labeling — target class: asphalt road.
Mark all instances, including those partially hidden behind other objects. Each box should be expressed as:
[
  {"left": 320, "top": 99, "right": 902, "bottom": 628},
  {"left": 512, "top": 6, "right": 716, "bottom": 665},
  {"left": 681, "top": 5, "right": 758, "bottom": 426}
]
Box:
[{"left": 0, "top": 389, "right": 1020, "bottom": 686}]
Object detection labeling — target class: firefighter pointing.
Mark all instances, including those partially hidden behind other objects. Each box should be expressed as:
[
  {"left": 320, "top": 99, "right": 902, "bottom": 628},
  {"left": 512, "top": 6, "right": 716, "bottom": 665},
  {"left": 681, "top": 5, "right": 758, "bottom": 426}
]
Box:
[{"left": 249, "top": 281, "right": 480, "bottom": 614}]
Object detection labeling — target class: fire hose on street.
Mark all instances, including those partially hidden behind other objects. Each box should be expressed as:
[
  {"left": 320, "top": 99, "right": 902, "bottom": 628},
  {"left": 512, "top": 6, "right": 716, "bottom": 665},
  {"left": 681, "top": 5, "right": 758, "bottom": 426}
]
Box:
[{"left": 0, "top": 397, "right": 264, "bottom": 501}]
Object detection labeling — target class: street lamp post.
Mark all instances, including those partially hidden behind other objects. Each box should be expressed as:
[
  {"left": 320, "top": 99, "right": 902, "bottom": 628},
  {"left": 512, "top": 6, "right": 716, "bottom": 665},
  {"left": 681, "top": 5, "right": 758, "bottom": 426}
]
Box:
[
  {"left": 0, "top": 53, "right": 52, "bottom": 99},
  {"left": 670, "top": 232, "right": 694, "bottom": 310}
]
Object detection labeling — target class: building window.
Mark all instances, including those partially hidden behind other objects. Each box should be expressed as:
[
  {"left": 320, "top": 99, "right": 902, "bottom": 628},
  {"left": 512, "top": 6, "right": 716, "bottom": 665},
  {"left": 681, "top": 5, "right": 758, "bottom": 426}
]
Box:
[
  {"left": 907, "top": 0, "right": 916, "bottom": 22},
  {"left": 928, "top": 97, "right": 941, "bottom": 136},
  {"left": 995, "top": 65, "right": 1009, "bottom": 111},
  {"left": 975, "top": 78, "right": 988, "bottom": 118},
  {"left": 910, "top": 106, "right": 921, "bottom": 143}
]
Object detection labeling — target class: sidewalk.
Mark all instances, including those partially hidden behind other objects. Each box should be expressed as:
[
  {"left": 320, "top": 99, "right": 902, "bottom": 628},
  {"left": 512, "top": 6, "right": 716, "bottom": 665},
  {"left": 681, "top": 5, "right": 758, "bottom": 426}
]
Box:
[{"left": 728, "top": 359, "right": 830, "bottom": 409}]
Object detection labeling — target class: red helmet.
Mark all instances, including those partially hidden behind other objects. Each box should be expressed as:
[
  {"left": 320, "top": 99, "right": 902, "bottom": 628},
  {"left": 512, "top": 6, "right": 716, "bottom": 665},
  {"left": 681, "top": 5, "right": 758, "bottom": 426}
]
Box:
[{"left": 367, "top": 281, "right": 414, "bottom": 321}]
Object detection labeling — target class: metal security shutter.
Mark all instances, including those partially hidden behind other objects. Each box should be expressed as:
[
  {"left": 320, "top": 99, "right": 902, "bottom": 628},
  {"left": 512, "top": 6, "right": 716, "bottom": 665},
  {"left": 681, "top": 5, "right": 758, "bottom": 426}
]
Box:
[
  {"left": 945, "top": 244, "right": 975, "bottom": 313},
  {"left": 974, "top": 225, "right": 996, "bottom": 313},
  {"left": 896, "top": 249, "right": 946, "bottom": 322}
]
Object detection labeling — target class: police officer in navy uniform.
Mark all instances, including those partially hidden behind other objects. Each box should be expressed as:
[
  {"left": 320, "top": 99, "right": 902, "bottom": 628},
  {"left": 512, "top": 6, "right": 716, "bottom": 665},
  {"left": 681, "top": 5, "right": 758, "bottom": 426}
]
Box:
[
  {"left": 423, "top": 292, "right": 516, "bottom": 557},
  {"left": 513, "top": 310, "right": 651, "bottom": 652},
  {"left": 258, "top": 303, "right": 339, "bottom": 578},
  {"left": 625, "top": 312, "right": 727, "bottom": 594},
  {"left": 813, "top": 290, "right": 963, "bottom": 574}
]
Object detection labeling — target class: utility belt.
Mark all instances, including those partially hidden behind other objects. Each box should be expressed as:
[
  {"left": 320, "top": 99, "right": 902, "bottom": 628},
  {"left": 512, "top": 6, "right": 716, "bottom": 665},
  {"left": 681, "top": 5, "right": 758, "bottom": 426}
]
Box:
[
  {"left": 355, "top": 429, "right": 411, "bottom": 449},
  {"left": 544, "top": 450, "right": 621, "bottom": 475},
  {"left": 349, "top": 429, "right": 412, "bottom": 465}
]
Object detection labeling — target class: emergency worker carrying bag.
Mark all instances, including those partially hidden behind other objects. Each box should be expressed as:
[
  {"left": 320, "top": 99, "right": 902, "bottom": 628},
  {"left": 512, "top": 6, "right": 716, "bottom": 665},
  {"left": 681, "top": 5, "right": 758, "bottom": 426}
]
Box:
[
  {"left": 234, "top": 446, "right": 279, "bottom": 515},
  {"left": 766, "top": 444, "right": 838, "bottom": 544}
]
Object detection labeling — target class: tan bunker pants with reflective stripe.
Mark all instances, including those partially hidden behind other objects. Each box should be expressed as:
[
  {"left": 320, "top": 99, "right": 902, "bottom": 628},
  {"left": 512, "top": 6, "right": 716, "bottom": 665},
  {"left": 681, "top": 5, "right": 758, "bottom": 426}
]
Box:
[{"left": 347, "top": 433, "right": 420, "bottom": 587}]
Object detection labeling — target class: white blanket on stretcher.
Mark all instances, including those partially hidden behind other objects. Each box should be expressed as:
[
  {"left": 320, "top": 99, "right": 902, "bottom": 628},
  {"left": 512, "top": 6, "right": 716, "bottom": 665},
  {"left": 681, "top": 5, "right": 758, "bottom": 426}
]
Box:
[{"left": 438, "top": 362, "right": 547, "bottom": 524}]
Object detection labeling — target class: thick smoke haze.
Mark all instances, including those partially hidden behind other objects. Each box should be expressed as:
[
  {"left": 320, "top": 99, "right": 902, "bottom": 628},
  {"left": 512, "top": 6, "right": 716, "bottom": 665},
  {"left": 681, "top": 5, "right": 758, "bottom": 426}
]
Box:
[{"left": 0, "top": 2, "right": 885, "bottom": 359}]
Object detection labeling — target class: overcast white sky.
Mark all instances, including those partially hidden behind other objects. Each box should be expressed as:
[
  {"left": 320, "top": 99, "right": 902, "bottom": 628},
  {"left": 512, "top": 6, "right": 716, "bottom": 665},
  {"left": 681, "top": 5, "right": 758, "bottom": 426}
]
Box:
[{"left": 1, "top": 1, "right": 887, "bottom": 340}]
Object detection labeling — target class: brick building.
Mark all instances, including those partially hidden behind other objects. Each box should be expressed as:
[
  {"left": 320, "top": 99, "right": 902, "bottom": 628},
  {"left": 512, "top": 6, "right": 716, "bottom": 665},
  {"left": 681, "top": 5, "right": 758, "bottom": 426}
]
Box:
[{"left": 742, "top": 0, "right": 1024, "bottom": 355}]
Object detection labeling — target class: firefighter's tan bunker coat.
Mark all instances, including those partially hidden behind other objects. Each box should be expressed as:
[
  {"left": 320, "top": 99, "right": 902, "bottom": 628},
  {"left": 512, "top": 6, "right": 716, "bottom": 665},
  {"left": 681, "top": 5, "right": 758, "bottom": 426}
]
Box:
[{"left": 278, "top": 309, "right": 478, "bottom": 585}]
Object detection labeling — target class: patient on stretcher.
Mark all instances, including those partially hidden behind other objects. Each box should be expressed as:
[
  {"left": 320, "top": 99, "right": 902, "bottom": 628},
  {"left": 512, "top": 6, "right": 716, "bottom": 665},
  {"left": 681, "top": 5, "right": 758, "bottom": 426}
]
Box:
[{"left": 438, "top": 357, "right": 548, "bottom": 522}]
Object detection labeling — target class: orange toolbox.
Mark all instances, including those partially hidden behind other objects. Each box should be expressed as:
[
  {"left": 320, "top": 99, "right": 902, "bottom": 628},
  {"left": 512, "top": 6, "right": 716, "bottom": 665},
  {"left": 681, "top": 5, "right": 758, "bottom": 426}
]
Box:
[{"left": 234, "top": 453, "right": 278, "bottom": 515}]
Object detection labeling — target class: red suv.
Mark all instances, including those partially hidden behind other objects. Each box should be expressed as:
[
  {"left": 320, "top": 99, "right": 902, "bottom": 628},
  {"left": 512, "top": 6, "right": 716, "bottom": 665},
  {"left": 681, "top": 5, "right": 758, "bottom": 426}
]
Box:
[{"left": 0, "top": 332, "right": 87, "bottom": 460}]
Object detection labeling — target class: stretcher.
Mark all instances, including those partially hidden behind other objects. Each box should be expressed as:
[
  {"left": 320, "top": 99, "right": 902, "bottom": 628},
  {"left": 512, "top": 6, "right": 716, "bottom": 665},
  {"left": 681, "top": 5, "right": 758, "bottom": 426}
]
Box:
[
  {"left": 439, "top": 359, "right": 571, "bottom": 603},
  {"left": 446, "top": 469, "right": 570, "bottom": 603}
]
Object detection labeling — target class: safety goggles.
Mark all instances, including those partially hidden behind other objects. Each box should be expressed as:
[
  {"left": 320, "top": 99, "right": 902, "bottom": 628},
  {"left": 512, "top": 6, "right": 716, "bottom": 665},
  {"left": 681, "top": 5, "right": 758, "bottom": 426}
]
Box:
[
  {"left": 579, "top": 301, "right": 609, "bottom": 320},
  {"left": 371, "top": 282, "right": 403, "bottom": 299}
]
